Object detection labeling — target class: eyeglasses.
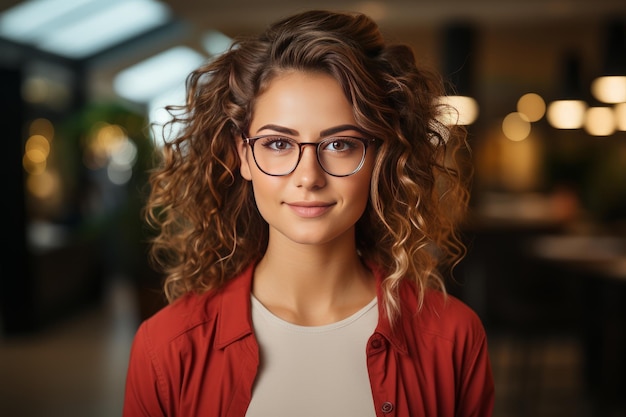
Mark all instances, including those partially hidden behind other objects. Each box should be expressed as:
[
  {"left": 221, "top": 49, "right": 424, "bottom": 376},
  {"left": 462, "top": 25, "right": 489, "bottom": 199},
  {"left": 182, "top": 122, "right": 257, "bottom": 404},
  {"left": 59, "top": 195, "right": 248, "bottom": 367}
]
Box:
[{"left": 241, "top": 134, "right": 376, "bottom": 177}]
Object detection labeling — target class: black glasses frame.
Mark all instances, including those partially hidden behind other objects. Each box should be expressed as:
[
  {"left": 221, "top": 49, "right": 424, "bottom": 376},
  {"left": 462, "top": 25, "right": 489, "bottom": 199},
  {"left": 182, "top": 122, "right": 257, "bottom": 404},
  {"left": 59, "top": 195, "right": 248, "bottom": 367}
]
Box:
[{"left": 241, "top": 133, "right": 376, "bottom": 177}]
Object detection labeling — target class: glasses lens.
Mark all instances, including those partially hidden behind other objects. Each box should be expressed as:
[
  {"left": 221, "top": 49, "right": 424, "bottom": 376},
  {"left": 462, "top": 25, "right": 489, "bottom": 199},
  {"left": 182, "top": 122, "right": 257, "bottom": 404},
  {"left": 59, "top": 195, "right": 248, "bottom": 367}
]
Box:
[
  {"left": 318, "top": 137, "right": 367, "bottom": 176},
  {"left": 252, "top": 136, "right": 300, "bottom": 175}
]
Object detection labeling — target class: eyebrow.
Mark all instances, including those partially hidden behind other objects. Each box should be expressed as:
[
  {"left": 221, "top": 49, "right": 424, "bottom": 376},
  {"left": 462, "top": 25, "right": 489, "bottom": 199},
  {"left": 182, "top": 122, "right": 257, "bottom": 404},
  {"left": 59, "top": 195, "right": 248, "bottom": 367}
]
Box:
[
  {"left": 321, "top": 124, "right": 365, "bottom": 137},
  {"left": 255, "top": 124, "right": 365, "bottom": 138}
]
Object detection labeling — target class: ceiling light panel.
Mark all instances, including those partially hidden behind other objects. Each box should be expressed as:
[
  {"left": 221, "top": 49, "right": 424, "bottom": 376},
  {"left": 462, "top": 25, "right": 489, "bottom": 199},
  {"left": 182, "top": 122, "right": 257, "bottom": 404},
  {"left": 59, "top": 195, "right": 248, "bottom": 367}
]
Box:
[
  {"left": 0, "top": 0, "right": 171, "bottom": 59},
  {"left": 114, "top": 45, "right": 205, "bottom": 103}
]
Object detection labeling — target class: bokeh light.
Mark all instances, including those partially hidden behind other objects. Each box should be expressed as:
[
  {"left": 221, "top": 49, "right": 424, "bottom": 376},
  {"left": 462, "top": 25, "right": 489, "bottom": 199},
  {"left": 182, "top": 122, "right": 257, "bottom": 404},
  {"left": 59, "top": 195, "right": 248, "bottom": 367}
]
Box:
[
  {"left": 437, "top": 95, "right": 479, "bottom": 126},
  {"left": 584, "top": 106, "right": 616, "bottom": 136},
  {"left": 516, "top": 93, "right": 546, "bottom": 122},
  {"left": 29, "top": 117, "right": 55, "bottom": 140},
  {"left": 591, "top": 75, "right": 626, "bottom": 104},
  {"left": 615, "top": 103, "right": 626, "bottom": 131},
  {"left": 502, "top": 112, "right": 531, "bottom": 141},
  {"left": 546, "top": 100, "right": 587, "bottom": 129}
]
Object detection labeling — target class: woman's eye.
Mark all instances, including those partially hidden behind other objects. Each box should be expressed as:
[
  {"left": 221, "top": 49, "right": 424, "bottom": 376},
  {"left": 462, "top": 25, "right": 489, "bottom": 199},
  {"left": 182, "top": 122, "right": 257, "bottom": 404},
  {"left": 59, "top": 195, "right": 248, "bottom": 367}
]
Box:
[
  {"left": 324, "top": 138, "right": 359, "bottom": 152},
  {"left": 261, "top": 137, "right": 294, "bottom": 151},
  {"left": 329, "top": 141, "right": 346, "bottom": 151}
]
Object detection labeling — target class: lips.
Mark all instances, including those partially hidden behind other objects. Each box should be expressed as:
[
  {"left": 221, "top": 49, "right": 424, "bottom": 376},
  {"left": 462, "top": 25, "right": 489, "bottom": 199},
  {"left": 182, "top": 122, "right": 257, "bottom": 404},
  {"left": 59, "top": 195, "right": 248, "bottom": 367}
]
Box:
[{"left": 285, "top": 201, "right": 334, "bottom": 218}]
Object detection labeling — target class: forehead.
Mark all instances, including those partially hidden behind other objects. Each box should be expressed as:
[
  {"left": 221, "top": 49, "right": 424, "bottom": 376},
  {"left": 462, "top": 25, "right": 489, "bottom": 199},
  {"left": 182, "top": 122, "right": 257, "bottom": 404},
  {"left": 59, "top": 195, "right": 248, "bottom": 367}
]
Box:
[{"left": 250, "top": 71, "right": 357, "bottom": 135}]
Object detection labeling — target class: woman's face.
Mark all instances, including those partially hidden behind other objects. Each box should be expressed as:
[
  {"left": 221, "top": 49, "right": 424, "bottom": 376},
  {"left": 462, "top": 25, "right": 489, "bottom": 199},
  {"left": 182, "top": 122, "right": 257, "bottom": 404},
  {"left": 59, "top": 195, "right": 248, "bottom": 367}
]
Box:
[{"left": 238, "top": 71, "right": 375, "bottom": 249}]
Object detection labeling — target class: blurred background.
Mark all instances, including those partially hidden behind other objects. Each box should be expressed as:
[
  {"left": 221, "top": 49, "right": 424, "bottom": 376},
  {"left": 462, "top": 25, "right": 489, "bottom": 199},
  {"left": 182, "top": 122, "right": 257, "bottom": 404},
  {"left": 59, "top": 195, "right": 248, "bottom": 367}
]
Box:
[{"left": 0, "top": 0, "right": 625, "bottom": 416}]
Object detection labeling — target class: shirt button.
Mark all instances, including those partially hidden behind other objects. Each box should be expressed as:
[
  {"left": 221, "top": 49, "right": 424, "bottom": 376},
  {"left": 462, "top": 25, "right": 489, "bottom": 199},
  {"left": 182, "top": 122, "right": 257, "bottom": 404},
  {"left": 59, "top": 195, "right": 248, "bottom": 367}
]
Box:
[
  {"left": 370, "top": 338, "right": 383, "bottom": 349},
  {"left": 381, "top": 401, "right": 394, "bottom": 414}
]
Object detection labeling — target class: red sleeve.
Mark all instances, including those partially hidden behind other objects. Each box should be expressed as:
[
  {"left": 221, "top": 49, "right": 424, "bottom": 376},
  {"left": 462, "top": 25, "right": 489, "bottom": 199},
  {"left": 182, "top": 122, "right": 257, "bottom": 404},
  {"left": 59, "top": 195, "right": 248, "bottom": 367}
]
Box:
[
  {"left": 123, "top": 322, "right": 169, "bottom": 417},
  {"left": 456, "top": 319, "right": 495, "bottom": 417}
]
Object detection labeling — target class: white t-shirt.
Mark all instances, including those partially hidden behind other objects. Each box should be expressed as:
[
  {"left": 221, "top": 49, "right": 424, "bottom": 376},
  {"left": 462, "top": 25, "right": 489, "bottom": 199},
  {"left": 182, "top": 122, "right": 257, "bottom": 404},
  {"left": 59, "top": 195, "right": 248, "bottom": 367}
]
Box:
[{"left": 246, "top": 294, "right": 379, "bottom": 417}]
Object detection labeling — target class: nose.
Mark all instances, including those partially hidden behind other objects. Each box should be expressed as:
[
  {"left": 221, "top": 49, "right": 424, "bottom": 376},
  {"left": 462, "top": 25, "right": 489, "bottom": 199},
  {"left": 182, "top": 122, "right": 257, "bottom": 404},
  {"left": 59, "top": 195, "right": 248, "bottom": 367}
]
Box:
[{"left": 292, "top": 144, "right": 326, "bottom": 189}]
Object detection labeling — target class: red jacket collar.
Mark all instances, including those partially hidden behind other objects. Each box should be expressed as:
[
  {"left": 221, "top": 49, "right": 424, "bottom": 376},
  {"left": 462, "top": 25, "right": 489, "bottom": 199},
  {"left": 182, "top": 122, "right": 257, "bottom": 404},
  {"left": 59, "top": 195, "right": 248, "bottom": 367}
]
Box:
[
  {"left": 215, "top": 263, "right": 256, "bottom": 349},
  {"left": 214, "top": 261, "right": 409, "bottom": 354}
]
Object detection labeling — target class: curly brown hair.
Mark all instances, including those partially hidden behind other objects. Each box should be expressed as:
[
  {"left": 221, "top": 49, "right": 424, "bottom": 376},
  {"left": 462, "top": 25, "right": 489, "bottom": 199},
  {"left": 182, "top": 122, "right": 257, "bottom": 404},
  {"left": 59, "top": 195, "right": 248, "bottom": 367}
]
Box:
[{"left": 145, "top": 9, "right": 472, "bottom": 326}]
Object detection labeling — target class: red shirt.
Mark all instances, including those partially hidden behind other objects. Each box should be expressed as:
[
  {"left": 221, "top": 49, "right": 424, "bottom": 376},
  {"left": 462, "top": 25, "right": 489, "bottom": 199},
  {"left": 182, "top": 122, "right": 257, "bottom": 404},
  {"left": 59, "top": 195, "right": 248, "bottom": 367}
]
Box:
[{"left": 123, "top": 263, "right": 494, "bottom": 417}]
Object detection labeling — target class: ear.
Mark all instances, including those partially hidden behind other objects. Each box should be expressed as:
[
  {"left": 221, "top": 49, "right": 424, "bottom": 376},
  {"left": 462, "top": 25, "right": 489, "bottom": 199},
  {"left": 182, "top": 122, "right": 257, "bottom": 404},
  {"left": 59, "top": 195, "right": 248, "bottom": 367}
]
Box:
[{"left": 237, "top": 139, "right": 253, "bottom": 181}]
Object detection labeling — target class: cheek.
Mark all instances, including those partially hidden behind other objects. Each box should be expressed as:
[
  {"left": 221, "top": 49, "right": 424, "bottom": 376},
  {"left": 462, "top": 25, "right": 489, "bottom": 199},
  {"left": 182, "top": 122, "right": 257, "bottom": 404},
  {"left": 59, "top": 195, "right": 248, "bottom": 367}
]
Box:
[
  {"left": 248, "top": 176, "right": 280, "bottom": 217},
  {"left": 345, "top": 173, "right": 373, "bottom": 211}
]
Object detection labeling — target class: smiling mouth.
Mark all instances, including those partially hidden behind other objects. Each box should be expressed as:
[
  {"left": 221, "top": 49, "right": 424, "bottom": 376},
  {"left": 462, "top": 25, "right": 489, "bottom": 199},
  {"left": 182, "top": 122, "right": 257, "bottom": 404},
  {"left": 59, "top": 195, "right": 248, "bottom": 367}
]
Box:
[{"left": 286, "top": 202, "right": 334, "bottom": 218}]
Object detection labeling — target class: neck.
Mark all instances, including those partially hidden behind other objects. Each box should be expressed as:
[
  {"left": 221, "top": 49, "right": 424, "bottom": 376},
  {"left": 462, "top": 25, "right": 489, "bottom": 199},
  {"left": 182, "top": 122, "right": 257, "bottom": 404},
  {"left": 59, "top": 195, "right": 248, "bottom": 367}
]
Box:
[{"left": 252, "top": 236, "right": 375, "bottom": 326}]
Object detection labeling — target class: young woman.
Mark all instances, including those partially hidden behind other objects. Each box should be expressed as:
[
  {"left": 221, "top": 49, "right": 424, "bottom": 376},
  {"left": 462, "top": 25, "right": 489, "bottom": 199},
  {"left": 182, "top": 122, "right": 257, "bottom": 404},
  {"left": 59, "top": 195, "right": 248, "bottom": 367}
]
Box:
[{"left": 123, "top": 9, "right": 494, "bottom": 417}]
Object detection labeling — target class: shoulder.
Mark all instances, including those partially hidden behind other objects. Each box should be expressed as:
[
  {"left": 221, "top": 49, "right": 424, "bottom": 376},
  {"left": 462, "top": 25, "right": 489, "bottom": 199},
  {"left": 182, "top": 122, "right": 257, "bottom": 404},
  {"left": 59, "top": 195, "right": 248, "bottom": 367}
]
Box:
[
  {"left": 368, "top": 262, "right": 486, "bottom": 344},
  {"left": 424, "top": 290, "right": 482, "bottom": 325},
  {"left": 137, "top": 289, "right": 221, "bottom": 349},
  {"left": 400, "top": 285, "right": 487, "bottom": 346},
  {"left": 133, "top": 266, "right": 255, "bottom": 353}
]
